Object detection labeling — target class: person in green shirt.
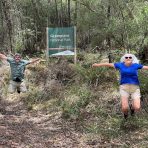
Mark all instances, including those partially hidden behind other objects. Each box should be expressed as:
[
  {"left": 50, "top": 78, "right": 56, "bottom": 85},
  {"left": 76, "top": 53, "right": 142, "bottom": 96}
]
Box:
[{"left": 0, "top": 53, "right": 40, "bottom": 93}]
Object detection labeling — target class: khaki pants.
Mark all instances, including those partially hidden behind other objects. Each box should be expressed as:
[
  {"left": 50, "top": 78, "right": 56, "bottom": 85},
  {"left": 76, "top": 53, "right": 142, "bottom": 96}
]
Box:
[{"left": 8, "top": 80, "right": 27, "bottom": 93}]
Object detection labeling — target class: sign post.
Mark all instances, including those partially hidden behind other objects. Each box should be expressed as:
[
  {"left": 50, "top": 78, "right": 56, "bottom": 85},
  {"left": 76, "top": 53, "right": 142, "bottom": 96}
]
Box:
[
  {"left": 46, "top": 27, "right": 76, "bottom": 63},
  {"left": 74, "top": 26, "right": 76, "bottom": 64},
  {"left": 46, "top": 27, "right": 49, "bottom": 64}
]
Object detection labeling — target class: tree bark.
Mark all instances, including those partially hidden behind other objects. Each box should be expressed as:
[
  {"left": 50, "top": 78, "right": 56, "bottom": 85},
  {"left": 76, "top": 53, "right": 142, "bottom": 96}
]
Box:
[
  {"left": 67, "top": 0, "right": 71, "bottom": 26},
  {"left": 106, "top": 0, "right": 111, "bottom": 49},
  {"left": 55, "top": 0, "right": 59, "bottom": 26},
  {"left": 1, "top": 0, "right": 13, "bottom": 51},
  {"left": 60, "top": 0, "right": 63, "bottom": 27}
]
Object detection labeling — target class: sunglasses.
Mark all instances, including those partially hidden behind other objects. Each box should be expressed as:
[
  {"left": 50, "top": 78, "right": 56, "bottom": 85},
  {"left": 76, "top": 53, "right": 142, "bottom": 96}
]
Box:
[{"left": 125, "top": 56, "right": 132, "bottom": 59}]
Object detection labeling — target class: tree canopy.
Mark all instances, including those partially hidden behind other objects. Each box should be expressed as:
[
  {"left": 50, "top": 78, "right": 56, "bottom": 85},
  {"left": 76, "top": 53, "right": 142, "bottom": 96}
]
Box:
[{"left": 0, "top": 0, "right": 148, "bottom": 56}]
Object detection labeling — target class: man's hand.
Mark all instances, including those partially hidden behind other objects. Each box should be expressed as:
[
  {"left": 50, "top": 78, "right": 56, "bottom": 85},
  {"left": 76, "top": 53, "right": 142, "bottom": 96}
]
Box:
[
  {"left": 0, "top": 53, "right": 7, "bottom": 60},
  {"left": 29, "top": 58, "right": 40, "bottom": 64}
]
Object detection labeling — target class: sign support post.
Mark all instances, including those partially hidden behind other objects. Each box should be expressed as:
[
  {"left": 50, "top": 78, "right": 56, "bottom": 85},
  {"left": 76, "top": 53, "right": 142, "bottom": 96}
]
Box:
[
  {"left": 46, "top": 27, "right": 49, "bottom": 65},
  {"left": 74, "top": 26, "right": 77, "bottom": 64}
]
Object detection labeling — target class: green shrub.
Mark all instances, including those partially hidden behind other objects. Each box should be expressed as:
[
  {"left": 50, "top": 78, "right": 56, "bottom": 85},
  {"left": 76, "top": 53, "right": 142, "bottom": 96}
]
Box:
[
  {"left": 75, "top": 64, "right": 117, "bottom": 86},
  {"left": 61, "top": 85, "right": 92, "bottom": 119},
  {"left": 139, "top": 71, "right": 148, "bottom": 95}
]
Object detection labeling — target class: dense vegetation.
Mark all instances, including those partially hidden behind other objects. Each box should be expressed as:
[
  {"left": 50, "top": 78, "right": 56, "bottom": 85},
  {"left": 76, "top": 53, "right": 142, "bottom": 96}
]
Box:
[
  {"left": 0, "top": 0, "right": 148, "bottom": 59},
  {"left": 0, "top": 0, "right": 148, "bottom": 147},
  {"left": 0, "top": 52, "right": 148, "bottom": 147}
]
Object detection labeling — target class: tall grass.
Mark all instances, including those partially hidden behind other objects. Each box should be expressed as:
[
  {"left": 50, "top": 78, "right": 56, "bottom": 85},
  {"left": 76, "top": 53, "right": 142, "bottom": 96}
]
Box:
[{"left": 61, "top": 84, "right": 92, "bottom": 119}]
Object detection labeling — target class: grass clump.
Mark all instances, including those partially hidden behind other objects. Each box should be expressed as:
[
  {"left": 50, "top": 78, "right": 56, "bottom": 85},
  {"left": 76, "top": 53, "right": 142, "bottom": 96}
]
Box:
[
  {"left": 61, "top": 84, "right": 92, "bottom": 119},
  {"left": 75, "top": 64, "right": 117, "bottom": 86},
  {"left": 139, "top": 70, "right": 148, "bottom": 95}
]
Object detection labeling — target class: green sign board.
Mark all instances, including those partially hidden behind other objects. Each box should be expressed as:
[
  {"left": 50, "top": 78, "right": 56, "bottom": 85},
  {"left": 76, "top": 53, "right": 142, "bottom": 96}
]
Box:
[{"left": 47, "top": 27, "right": 75, "bottom": 55}]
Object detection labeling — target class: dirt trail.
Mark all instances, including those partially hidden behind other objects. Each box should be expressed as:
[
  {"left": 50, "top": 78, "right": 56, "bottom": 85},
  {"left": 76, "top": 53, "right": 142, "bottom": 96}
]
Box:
[
  {"left": 0, "top": 65, "right": 82, "bottom": 148},
  {"left": 0, "top": 95, "right": 85, "bottom": 148}
]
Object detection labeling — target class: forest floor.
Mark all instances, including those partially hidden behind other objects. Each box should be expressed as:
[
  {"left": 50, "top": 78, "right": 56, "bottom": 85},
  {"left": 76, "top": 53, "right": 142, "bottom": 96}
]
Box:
[
  {"left": 0, "top": 63, "right": 97, "bottom": 148},
  {"left": 0, "top": 61, "right": 148, "bottom": 148},
  {"left": 0, "top": 91, "right": 148, "bottom": 148},
  {"left": 0, "top": 94, "right": 85, "bottom": 148}
]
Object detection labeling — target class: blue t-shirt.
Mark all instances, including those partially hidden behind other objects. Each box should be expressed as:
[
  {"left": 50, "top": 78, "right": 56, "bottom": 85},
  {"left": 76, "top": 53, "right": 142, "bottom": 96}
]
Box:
[
  {"left": 7, "top": 58, "right": 30, "bottom": 81},
  {"left": 114, "top": 62, "right": 143, "bottom": 85}
]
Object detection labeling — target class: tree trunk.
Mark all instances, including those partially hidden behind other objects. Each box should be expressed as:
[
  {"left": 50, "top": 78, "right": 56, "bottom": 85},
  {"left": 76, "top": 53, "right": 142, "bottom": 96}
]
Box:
[
  {"left": 74, "top": 0, "right": 77, "bottom": 26},
  {"left": 1, "top": 0, "right": 13, "bottom": 51},
  {"left": 67, "top": 0, "right": 71, "bottom": 26},
  {"left": 106, "top": 0, "right": 111, "bottom": 50},
  {"left": 0, "top": 1, "right": 4, "bottom": 47},
  {"left": 55, "top": 0, "right": 59, "bottom": 26},
  {"left": 60, "top": 0, "right": 63, "bottom": 27}
]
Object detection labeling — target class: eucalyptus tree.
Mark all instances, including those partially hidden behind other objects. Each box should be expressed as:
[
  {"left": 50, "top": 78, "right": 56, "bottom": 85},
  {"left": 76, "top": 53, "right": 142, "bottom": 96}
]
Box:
[
  {"left": 73, "top": 0, "right": 148, "bottom": 54},
  {"left": 0, "top": 0, "right": 13, "bottom": 51},
  {"left": 0, "top": 0, "right": 148, "bottom": 58}
]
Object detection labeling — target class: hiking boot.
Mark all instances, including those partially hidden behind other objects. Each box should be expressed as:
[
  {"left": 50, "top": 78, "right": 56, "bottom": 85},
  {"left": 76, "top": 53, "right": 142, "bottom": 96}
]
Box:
[
  {"left": 130, "top": 108, "right": 135, "bottom": 116},
  {"left": 17, "top": 90, "right": 20, "bottom": 94},
  {"left": 124, "top": 113, "right": 128, "bottom": 120},
  {"left": 130, "top": 104, "right": 135, "bottom": 116}
]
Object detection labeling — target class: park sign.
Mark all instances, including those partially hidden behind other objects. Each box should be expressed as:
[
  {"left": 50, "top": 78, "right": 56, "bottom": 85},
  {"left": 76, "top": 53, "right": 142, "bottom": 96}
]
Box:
[{"left": 47, "top": 27, "right": 76, "bottom": 56}]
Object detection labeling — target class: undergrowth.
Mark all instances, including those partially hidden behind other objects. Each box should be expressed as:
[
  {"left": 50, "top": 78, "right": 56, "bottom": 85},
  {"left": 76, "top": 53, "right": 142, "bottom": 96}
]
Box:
[{"left": 1, "top": 52, "right": 148, "bottom": 147}]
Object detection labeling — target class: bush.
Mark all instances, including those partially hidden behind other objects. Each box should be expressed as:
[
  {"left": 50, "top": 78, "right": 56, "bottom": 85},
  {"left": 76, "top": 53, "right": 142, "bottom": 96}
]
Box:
[
  {"left": 139, "top": 70, "right": 148, "bottom": 95},
  {"left": 75, "top": 64, "right": 117, "bottom": 86},
  {"left": 61, "top": 84, "right": 92, "bottom": 119}
]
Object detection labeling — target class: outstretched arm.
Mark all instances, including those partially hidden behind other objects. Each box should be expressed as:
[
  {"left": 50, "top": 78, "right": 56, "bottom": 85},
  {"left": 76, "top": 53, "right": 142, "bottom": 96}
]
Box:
[
  {"left": 28, "top": 58, "right": 40, "bottom": 64},
  {"left": 0, "top": 53, "right": 8, "bottom": 60},
  {"left": 92, "top": 63, "right": 115, "bottom": 68},
  {"left": 142, "top": 66, "right": 148, "bottom": 70}
]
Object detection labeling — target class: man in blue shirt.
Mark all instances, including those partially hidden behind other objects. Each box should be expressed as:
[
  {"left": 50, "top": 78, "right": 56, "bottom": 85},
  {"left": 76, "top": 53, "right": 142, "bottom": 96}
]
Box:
[
  {"left": 92, "top": 53, "right": 148, "bottom": 119},
  {"left": 0, "top": 53, "right": 40, "bottom": 93}
]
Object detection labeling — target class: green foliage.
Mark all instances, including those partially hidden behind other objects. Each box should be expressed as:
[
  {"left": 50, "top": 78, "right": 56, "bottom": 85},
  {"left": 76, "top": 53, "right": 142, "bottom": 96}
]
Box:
[
  {"left": 139, "top": 71, "right": 148, "bottom": 95},
  {"left": 93, "top": 107, "right": 109, "bottom": 118},
  {"left": 1, "top": 0, "right": 148, "bottom": 55},
  {"left": 62, "top": 85, "right": 92, "bottom": 119},
  {"left": 75, "top": 64, "right": 117, "bottom": 85},
  {"left": 23, "top": 88, "right": 47, "bottom": 107}
]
